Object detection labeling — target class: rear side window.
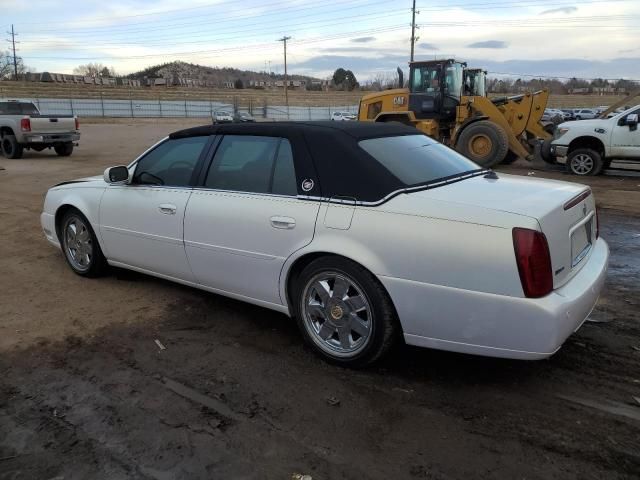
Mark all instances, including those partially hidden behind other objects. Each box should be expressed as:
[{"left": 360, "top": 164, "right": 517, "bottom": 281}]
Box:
[
  {"left": 133, "top": 136, "right": 209, "bottom": 187},
  {"left": 358, "top": 134, "right": 479, "bottom": 186},
  {"left": 205, "top": 135, "right": 297, "bottom": 195},
  {"left": 0, "top": 102, "right": 38, "bottom": 115}
]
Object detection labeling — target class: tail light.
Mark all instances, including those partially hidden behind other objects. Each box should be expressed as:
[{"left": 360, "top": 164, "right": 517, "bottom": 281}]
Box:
[
  {"left": 595, "top": 206, "right": 599, "bottom": 239},
  {"left": 20, "top": 118, "right": 31, "bottom": 132},
  {"left": 74, "top": 117, "right": 80, "bottom": 130},
  {"left": 513, "top": 228, "right": 553, "bottom": 298}
]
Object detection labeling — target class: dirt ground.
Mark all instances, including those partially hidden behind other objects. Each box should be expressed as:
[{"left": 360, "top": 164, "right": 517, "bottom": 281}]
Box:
[{"left": 0, "top": 123, "right": 639, "bottom": 480}]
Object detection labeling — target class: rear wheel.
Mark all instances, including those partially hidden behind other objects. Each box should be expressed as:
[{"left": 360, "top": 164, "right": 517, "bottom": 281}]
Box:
[
  {"left": 1, "top": 135, "right": 23, "bottom": 159},
  {"left": 59, "top": 209, "right": 107, "bottom": 277},
  {"left": 293, "top": 256, "right": 399, "bottom": 367},
  {"left": 54, "top": 142, "right": 74, "bottom": 157},
  {"left": 566, "top": 148, "right": 604, "bottom": 176},
  {"left": 455, "top": 121, "right": 509, "bottom": 168}
]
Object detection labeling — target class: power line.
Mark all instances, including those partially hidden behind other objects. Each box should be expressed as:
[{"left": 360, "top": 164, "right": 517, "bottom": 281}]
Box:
[
  {"left": 17, "top": 0, "right": 391, "bottom": 33},
  {"left": 22, "top": 25, "right": 408, "bottom": 60}
]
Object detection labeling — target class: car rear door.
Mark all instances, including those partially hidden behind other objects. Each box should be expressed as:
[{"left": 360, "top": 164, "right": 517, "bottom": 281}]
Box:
[
  {"left": 184, "top": 134, "right": 320, "bottom": 306},
  {"left": 99, "top": 135, "right": 211, "bottom": 281}
]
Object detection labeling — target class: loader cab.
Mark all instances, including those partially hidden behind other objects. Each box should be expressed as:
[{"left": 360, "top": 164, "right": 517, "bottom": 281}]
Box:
[
  {"left": 464, "top": 68, "right": 487, "bottom": 97},
  {"left": 408, "top": 59, "right": 465, "bottom": 121}
]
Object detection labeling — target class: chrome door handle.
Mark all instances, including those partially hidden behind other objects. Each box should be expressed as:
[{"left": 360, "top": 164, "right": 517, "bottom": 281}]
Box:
[
  {"left": 270, "top": 216, "right": 296, "bottom": 229},
  {"left": 159, "top": 204, "right": 177, "bottom": 215}
]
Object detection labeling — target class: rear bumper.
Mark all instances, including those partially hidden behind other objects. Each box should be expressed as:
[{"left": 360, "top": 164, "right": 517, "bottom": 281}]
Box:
[
  {"left": 24, "top": 133, "right": 80, "bottom": 144},
  {"left": 380, "top": 238, "right": 609, "bottom": 360}
]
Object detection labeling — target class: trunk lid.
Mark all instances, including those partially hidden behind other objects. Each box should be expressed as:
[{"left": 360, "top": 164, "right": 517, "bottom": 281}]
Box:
[
  {"left": 410, "top": 173, "right": 596, "bottom": 288},
  {"left": 28, "top": 115, "right": 76, "bottom": 134}
]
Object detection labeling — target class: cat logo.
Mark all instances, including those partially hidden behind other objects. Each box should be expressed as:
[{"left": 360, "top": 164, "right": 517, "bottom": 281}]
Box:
[{"left": 393, "top": 96, "right": 406, "bottom": 106}]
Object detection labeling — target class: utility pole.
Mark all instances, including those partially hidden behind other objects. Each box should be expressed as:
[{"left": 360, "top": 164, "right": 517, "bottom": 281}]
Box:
[
  {"left": 410, "top": 0, "right": 419, "bottom": 62},
  {"left": 278, "top": 36, "right": 291, "bottom": 120},
  {"left": 7, "top": 24, "right": 18, "bottom": 79}
]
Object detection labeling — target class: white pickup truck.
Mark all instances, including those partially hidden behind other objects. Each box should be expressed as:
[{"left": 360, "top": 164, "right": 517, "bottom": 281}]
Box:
[
  {"left": 550, "top": 104, "right": 640, "bottom": 175},
  {"left": 0, "top": 99, "right": 80, "bottom": 159}
]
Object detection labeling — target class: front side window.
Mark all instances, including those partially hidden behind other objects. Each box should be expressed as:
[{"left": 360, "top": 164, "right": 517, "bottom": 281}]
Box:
[
  {"left": 133, "top": 136, "right": 209, "bottom": 187},
  {"left": 205, "top": 135, "right": 297, "bottom": 195},
  {"left": 359, "top": 134, "right": 479, "bottom": 186}
]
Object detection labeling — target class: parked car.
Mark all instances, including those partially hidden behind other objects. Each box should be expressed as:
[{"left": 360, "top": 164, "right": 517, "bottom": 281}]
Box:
[
  {"left": 0, "top": 98, "right": 80, "bottom": 159},
  {"left": 331, "top": 111, "right": 356, "bottom": 121},
  {"left": 41, "top": 122, "right": 609, "bottom": 367},
  {"left": 233, "top": 112, "right": 255, "bottom": 123},
  {"left": 573, "top": 109, "right": 598, "bottom": 120},
  {"left": 213, "top": 111, "right": 233, "bottom": 123},
  {"left": 560, "top": 109, "right": 575, "bottom": 121},
  {"left": 550, "top": 105, "right": 640, "bottom": 175},
  {"left": 542, "top": 109, "right": 565, "bottom": 124}
]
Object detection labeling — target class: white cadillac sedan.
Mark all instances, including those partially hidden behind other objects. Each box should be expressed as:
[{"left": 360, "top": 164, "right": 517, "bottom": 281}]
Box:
[{"left": 41, "top": 122, "right": 609, "bottom": 367}]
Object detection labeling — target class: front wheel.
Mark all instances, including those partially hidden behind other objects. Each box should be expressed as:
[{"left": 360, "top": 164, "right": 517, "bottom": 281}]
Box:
[
  {"left": 294, "top": 257, "right": 399, "bottom": 367},
  {"left": 566, "top": 148, "right": 604, "bottom": 176},
  {"left": 455, "top": 121, "right": 509, "bottom": 168},
  {"left": 54, "top": 142, "right": 74, "bottom": 157},
  {"left": 60, "top": 210, "right": 107, "bottom": 277}
]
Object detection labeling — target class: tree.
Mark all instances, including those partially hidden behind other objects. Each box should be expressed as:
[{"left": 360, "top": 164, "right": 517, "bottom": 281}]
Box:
[
  {"left": 332, "top": 68, "right": 358, "bottom": 91},
  {"left": 73, "top": 63, "right": 115, "bottom": 77},
  {"left": 234, "top": 78, "right": 244, "bottom": 89},
  {"left": 0, "top": 50, "right": 29, "bottom": 80}
]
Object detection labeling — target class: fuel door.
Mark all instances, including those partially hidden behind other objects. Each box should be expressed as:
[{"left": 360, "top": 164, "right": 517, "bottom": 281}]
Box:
[{"left": 324, "top": 197, "right": 356, "bottom": 230}]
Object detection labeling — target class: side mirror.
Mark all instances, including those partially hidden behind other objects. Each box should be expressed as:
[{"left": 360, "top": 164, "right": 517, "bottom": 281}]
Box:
[
  {"left": 103, "top": 165, "right": 129, "bottom": 184},
  {"left": 626, "top": 113, "right": 638, "bottom": 128}
]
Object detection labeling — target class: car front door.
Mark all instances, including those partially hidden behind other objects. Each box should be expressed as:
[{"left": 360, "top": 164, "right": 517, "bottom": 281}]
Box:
[
  {"left": 184, "top": 134, "right": 320, "bottom": 306},
  {"left": 99, "top": 135, "right": 211, "bottom": 281},
  {"left": 610, "top": 108, "right": 640, "bottom": 158}
]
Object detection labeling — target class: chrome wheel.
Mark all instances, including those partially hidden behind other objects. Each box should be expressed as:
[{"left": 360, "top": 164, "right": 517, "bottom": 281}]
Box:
[
  {"left": 301, "top": 272, "right": 372, "bottom": 358},
  {"left": 63, "top": 216, "right": 93, "bottom": 272},
  {"left": 570, "top": 154, "right": 594, "bottom": 175}
]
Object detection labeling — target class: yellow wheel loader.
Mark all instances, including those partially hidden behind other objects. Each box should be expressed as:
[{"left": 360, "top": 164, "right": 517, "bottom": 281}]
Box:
[{"left": 358, "top": 59, "right": 553, "bottom": 167}]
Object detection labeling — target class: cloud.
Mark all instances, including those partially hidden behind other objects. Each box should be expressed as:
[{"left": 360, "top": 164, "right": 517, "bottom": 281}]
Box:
[
  {"left": 540, "top": 6, "right": 577, "bottom": 15},
  {"left": 467, "top": 40, "right": 508, "bottom": 49},
  {"left": 417, "top": 43, "right": 439, "bottom": 50},
  {"left": 350, "top": 37, "right": 376, "bottom": 43}
]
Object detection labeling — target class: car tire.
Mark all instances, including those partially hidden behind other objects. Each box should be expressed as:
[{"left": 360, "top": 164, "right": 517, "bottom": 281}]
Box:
[
  {"left": 576, "top": 116, "right": 582, "bottom": 120},
  {"left": 54, "top": 142, "right": 74, "bottom": 157},
  {"left": 566, "top": 148, "right": 604, "bottom": 176},
  {"left": 455, "top": 120, "right": 509, "bottom": 168},
  {"left": 59, "top": 209, "right": 108, "bottom": 277},
  {"left": 1, "top": 135, "right": 24, "bottom": 159},
  {"left": 293, "top": 256, "right": 399, "bottom": 368}
]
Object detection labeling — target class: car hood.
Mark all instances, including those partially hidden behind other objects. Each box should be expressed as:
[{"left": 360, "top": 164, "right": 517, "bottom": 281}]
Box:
[
  {"left": 53, "top": 174, "right": 104, "bottom": 188},
  {"left": 557, "top": 119, "right": 605, "bottom": 129}
]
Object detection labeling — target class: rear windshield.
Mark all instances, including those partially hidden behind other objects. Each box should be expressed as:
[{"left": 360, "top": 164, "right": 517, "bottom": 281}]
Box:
[
  {"left": 358, "top": 134, "right": 480, "bottom": 186},
  {"left": 0, "top": 102, "right": 39, "bottom": 115}
]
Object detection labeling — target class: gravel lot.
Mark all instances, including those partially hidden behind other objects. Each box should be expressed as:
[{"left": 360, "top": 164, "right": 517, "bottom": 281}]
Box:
[{"left": 1, "top": 122, "right": 639, "bottom": 479}]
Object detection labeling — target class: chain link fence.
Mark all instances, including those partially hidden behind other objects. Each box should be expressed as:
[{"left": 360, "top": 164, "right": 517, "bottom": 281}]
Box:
[{"left": 30, "top": 96, "right": 358, "bottom": 121}]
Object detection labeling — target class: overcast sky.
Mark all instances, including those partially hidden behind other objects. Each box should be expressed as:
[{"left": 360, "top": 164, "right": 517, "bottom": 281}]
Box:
[{"left": 4, "top": 0, "right": 640, "bottom": 81}]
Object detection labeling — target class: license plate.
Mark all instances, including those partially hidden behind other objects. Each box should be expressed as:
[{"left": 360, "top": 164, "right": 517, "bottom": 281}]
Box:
[{"left": 571, "top": 218, "right": 593, "bottom": 267}]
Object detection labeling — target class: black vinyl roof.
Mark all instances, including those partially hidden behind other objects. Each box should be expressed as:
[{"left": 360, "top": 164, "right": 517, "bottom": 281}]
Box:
[
  {"left": 169, "top": 121, "right": 425, "bottom": 203},
  {"left": 169, "top": 121, "right": 417, "bottom": 141}
]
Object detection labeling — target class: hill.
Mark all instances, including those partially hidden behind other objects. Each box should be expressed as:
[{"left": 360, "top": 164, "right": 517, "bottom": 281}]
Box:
[{"left": 126, "top": 61, "right": 322, "bottom": 87}]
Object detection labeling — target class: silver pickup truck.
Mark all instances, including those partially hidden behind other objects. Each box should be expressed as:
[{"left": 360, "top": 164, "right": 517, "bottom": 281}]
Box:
[{"left": 0, "top": 99, "right": 80, "bottom": 159}]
